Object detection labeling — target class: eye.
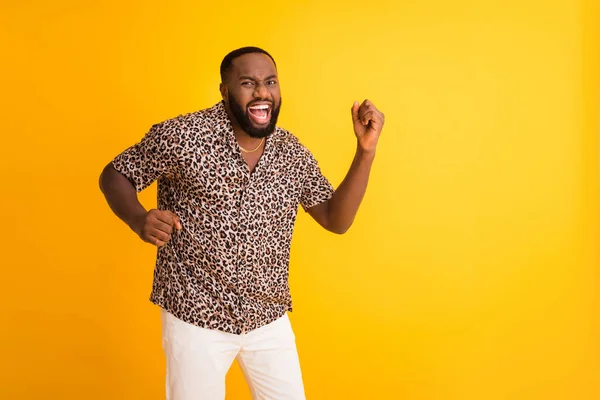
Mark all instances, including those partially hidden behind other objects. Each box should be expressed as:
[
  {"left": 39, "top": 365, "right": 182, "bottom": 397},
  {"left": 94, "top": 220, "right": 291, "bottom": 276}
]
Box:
[
  {"left": 241, "top": 81, "right": 254, "bottom": 87},
  {"left": 266, "top": 80, "right": 278, "bottom": 85}
]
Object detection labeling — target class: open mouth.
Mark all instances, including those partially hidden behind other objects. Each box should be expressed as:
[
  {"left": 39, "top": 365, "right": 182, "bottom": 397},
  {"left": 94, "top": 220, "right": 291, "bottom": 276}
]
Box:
[{"left": 247, "top": 104, "right": 271, "bottom": 125}]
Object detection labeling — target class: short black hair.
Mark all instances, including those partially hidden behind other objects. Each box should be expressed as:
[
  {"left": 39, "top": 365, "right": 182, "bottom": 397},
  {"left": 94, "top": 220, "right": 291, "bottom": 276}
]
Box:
[{"left": 220, "top": 46, "right": 276, "bottom": 82}]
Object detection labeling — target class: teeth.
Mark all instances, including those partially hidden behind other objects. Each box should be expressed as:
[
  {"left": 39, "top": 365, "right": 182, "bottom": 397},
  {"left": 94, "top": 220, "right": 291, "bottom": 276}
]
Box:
[{"left": 249, "top": 104, "right": 269, "bottom": 110}]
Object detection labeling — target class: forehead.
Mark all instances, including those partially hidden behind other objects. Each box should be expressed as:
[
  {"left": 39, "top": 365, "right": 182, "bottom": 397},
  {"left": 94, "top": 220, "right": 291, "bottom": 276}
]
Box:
[{"left": 230, "top": 53, "right": 277, "bottom": 79}]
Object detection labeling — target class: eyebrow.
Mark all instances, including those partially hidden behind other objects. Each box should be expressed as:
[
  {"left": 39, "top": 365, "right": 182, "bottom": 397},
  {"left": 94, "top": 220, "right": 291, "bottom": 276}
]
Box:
[{"left": 239, "top": 75, "right": 278, "bottom": 81}]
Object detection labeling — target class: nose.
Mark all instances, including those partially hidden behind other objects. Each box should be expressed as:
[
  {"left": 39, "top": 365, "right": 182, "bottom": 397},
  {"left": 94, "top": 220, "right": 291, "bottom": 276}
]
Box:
[{"left": 253, "top": 82, "right": 269, "bottom": 99}]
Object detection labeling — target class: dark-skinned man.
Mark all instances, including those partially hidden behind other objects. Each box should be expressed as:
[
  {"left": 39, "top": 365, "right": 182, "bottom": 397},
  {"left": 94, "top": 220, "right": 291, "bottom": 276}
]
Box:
[{"left": 99, "top": 46, "right": 384, "bottom": 400}]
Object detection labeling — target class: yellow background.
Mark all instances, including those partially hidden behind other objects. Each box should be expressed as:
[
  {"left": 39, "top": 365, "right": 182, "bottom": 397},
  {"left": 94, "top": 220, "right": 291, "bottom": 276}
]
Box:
[{"left": 1, "top": 0, "right": 598, "bottom": 399}]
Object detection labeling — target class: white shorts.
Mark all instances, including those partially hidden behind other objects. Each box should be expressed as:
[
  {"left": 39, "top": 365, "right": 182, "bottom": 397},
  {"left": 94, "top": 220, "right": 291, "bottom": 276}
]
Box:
[{"left": 161, "top": 308, "right": 306, "bottom": 400}]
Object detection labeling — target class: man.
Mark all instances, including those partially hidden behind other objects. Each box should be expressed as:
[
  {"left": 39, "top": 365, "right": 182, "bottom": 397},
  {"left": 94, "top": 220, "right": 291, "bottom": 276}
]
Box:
[{"left": 99, "top": 46, "right": 384, "bottom": 399}]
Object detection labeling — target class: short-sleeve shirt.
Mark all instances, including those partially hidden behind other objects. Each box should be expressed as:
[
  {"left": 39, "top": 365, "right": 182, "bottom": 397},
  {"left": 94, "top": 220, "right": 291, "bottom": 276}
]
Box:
[{"left": 112, "top": 101, "right": 334, "bottom": 334}]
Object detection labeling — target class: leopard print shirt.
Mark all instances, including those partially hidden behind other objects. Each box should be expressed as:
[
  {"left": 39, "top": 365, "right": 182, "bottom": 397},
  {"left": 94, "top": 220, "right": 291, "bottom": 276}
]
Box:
[{"left": 112, "top": 101, "right": 334, "bottom": 334}]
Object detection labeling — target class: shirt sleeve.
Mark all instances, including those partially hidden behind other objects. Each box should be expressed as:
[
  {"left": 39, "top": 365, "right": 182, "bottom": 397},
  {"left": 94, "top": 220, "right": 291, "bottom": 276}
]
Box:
[
  {"left": 299, "top": 149, "right": 335, "bottom": 211},
  {"left": 111, "top": 120, "right": 183, "bottom": 193}
]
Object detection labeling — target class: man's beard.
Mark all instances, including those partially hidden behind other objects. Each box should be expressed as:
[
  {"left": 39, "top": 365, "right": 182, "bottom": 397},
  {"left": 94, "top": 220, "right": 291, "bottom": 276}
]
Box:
[{"left": 228, "top": 96, "right": 281, "bottom": 138}]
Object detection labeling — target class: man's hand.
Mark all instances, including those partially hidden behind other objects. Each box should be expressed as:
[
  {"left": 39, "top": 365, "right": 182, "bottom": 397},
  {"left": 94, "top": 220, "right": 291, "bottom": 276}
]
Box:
[
  {"left": 130, "top": 209, "right": 182, "bottom": 247},
  {"left": 351, "top": 99, "right": 385, "bottom": 153}
]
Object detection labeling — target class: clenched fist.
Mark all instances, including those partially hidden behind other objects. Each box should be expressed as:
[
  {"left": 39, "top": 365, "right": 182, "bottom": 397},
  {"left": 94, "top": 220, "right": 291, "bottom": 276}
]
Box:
[
  {"left": 131, "top": 209, "right": 182, "bottom": 247},
  {"left": 351, "top": 99, "right": 385, "bottom": 153}
]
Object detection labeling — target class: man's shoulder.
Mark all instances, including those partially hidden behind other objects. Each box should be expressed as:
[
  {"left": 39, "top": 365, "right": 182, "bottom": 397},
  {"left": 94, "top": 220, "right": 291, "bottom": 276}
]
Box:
[{"left": 274, "top": 126, "right": 310, "bottom": 156}]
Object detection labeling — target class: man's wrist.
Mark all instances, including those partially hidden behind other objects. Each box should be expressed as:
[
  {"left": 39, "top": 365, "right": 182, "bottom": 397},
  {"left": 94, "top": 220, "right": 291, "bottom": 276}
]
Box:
[
  {"left": 126, "top": 209, "right": 148, "bottom": 236},
  {"left": 356, "top": 145, "right": 376, "bottom": 161}
]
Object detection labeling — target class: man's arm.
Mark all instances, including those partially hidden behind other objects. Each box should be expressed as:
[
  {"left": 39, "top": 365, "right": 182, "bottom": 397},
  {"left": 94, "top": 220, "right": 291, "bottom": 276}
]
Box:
[
  {"left": 99, "top": 163, "right": 181, "bottom": 247},
  {"left": 99, "top": 163, "right": 147, "bottom": 232},
  {"left": 307, "top": 99, "right": 384, "bottom": 234},
  {"left": 307, "top": 148, "right": 375, "bottom": 234}
]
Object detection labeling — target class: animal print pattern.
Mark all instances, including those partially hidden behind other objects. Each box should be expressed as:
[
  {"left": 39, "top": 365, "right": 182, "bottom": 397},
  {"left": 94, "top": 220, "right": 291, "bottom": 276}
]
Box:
[{"left": 112, "top": 101, "right": 334, "bottom": 334}]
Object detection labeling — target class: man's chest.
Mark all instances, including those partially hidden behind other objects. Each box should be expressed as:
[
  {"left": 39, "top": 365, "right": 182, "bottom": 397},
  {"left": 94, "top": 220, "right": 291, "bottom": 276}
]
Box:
[{"left": 176, "top": 147, "right": 305, "bottom": 216}]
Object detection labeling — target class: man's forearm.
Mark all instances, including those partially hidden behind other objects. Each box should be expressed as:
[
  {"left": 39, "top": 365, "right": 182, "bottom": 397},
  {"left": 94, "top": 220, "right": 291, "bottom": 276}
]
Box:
[
  {"left": 99, "top": 163, "right": 147, "bottom": 233},
  {"left": 325, "top": 147, "right": 375, "bottom": 233}
]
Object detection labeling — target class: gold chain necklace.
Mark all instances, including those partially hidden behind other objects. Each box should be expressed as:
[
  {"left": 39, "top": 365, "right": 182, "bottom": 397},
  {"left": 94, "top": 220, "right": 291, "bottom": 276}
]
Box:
[{"left": 238, "top": 138, "right": 265, "bottom": 153}]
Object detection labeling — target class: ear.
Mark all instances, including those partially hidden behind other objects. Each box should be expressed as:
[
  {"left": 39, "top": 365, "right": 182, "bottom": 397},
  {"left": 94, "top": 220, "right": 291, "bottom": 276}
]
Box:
[{"left": 219, "top": 83, "right": 227, "bottom": 101}]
